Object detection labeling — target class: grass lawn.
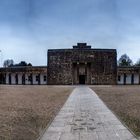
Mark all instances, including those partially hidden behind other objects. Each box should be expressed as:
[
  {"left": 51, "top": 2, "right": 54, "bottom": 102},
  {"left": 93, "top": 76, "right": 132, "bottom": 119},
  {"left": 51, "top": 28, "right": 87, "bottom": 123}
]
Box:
[
  {"left": 91, "top": 85, "right": 140, "bottom": 137},
  {"left": 0, "top": 85, "right": 73, "bottom": 140}
]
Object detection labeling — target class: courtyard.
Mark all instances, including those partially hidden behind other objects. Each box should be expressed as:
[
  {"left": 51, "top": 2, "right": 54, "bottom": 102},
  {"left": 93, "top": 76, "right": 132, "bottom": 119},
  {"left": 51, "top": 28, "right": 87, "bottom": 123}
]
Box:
[
  {"left": 0, "top": 85, "right": 140, "bottom": 139},
  {"left": 0, "top": 85, "right": 73, "bottom": 140},
  {"left": 91, "top": 85, "right": 140, "bottom": 137}
]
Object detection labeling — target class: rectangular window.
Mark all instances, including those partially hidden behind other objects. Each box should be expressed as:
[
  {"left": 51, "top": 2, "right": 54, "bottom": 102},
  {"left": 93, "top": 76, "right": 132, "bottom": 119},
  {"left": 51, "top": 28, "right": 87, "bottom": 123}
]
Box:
[
  {"left": 118, "top": 75, "right": 121, "bottom": 81},
  {"left": 28, "top": 76, "right": 31, "bottom": 81},
  {"left": 36, "top": 75, "right": 39, "bottom": 81},
  {"left": 44, "top": 75, "right": 47, "bottom": 81}
]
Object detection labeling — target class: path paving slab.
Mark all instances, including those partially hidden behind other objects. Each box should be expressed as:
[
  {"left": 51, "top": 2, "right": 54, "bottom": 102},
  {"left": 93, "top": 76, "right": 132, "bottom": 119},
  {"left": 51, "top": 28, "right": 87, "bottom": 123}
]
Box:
[{"left": 40, "top": 86, "right": 138, "bottom": 140}]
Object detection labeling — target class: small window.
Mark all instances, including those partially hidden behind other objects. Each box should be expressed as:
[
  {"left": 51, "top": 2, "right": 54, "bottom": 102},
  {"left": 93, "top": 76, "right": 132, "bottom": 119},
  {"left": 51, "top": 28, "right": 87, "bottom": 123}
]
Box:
[
  {"left": 36, "top": 75, "right": 39, "bottom": 81},
  {"left": 28, "top": 76, "right": 32, "bottom": 81},
  {"left": 118, "top": 75, "right": 121, "bottom": 81},
  {"left": 44, "top": 75, "right": 47, "bottom": 81}
]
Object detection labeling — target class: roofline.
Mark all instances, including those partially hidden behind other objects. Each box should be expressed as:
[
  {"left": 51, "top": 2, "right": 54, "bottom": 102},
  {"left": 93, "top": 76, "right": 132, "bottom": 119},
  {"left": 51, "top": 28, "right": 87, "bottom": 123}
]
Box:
[
  {"left": 0, "top": 66, "right": 47, "bottom": 69},
  {"left": 48, "top": 48, "right": 117, "bottom": 52},
  {"left": 118, "top": 66, "right": 140, "bottom": 68}
]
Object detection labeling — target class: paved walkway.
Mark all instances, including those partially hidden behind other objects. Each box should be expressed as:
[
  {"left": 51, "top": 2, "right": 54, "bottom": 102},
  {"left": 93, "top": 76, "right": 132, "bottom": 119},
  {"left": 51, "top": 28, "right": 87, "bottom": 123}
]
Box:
[{"left": 40, "top": 86, "right": 138, "bottom": 140}]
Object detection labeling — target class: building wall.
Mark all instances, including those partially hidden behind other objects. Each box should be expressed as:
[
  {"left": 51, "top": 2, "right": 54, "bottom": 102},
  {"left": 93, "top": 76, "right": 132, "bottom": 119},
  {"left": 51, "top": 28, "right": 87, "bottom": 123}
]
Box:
[
  {"left": 2, "top": 66, "right": 140, "bottom": 85},
  {"left": 4, "top": 73, "right": 47, "bottom": 85},
  {"left": 134, "top": 74, "right": 139, "bottom": 84},
  {"left": 0, "top": 73, "right": 6, "bottom": 84},
  {"left": 126, "top": 74, "right": 131, "bottom": 84},
  {"left": 117, "top": 74, "right": 124, "bottom": 85},
  {"left": 47, "top": 45, "right": 117, "bottom": 85},
  {"left": 25, "top": 74, "right": 31, "bottom": 85},
  {"left": 6, "top": 73, "right": 9, "bottom": 84},
  {"left": 117, "top": 74, "right": 140, "bottom": 85},
  {"left": 11, "top": 73, "right": 16, "bottom": 84},
  {"left": 18, "top": 73, "right": 22, "bottom": 84},
  {"left": 2, "top": 47, "right": 140, "bottom": 86},
  {"left": 33, "top": 74, "right": 38, "bottom": 84},
  {"left": 1, "top": 66, "right": 47, "bottom": 85},
  {"left": 117, "top": 67, "right": 140, "bottom": 85},
  {"left": 40, "top": 74, "right": 47, "bottom": 85},
  {"left": 47, "top": 50, "right": 72, "bottom": 85}
]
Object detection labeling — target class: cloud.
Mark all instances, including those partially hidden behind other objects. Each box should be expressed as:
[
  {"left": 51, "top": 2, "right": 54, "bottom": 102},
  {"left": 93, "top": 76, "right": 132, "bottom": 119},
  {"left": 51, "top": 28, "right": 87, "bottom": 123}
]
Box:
[{"left": 0, "top": 0, "right": 140, "bottom": 66}]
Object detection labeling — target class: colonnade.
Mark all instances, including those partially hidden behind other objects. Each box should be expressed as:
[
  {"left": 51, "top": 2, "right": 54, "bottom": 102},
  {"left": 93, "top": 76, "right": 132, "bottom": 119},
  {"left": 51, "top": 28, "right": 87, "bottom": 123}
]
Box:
[
  {"left": 5, "top": 73, "right": 47, "bottom": 85},
  {"left": 117, "top": 73, "right": 139, "bottom": 85}
]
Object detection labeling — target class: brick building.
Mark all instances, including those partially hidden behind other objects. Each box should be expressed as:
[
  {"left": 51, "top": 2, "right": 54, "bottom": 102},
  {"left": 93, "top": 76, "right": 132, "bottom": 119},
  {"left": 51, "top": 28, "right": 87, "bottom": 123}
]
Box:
[{"left": 47, "top": 43, "right": 117, "bottom": 85}]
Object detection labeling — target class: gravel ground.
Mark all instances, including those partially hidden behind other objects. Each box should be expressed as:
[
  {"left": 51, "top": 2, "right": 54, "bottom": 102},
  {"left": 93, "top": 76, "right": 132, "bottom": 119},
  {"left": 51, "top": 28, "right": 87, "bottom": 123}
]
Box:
[
  {"left": 91, "top": 85, "right": 140, "bottom": 137},
  {"left": 0, "top": 85, "right": 73, "bottom": 140}
]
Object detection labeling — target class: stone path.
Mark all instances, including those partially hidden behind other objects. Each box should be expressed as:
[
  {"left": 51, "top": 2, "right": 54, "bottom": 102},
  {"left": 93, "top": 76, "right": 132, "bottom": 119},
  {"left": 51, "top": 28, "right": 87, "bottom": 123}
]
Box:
[{"left": 40, "top": 86, "right": 138, "bottom": 140}]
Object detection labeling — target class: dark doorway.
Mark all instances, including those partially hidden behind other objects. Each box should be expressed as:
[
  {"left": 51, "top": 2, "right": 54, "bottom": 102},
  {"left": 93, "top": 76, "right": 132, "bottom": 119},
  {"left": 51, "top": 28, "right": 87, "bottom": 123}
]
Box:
[
  {"left": 15, "top": 74, "right": 18, "bottom": 84},
  {"left": 0, "top": 74, "right": 6, "bottom": 84},
  {"left": 9, "top": 74, "right": 11, "bottom": 85},
  {"left": 131, "top": 74, "right": 134, "bottom": 85},
  {"left": 79, "top": 75, "right": 85, "bottom": 84},
  {"left": 124, "top": 73, "right": 126, "bottom": 85},
  {"left": 22, "top": 74, "right": 25, "bottom": 85}
]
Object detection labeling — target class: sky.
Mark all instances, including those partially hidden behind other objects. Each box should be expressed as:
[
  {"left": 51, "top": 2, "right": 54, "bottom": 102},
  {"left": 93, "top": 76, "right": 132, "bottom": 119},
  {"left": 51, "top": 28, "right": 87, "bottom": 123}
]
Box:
[{"left": 0, "top": 0, "right": 140, "bottom": 66}]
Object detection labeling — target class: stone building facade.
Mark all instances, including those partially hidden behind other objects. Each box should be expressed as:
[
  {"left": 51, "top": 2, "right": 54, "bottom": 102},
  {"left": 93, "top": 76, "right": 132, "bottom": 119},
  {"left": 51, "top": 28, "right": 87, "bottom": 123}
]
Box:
[
  {"left": 47, "top": 43, "right": 117, "bottom": 85},
  {"left": 1, "top": 43, "right": 140, "bottom": 85}
]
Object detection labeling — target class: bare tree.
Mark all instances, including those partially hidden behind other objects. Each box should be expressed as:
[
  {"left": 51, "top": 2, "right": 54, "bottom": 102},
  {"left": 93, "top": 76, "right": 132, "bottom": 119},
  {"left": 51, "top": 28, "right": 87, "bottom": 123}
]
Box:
[
  {"left": 3, "top": 59, "right": 14, "bottom": 67},
  {"left": 118, "top": 54, "right": 133, "bottom": 66},
  {"left": 135, "top": 58, "right": 140, "bottom": 66}
]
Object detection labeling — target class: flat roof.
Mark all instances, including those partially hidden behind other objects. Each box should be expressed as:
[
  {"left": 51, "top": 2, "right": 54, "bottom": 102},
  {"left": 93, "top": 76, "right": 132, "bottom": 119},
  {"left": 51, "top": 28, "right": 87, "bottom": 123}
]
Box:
[{"left": 48, "top": 48, "right": 116, "bottom": 52}]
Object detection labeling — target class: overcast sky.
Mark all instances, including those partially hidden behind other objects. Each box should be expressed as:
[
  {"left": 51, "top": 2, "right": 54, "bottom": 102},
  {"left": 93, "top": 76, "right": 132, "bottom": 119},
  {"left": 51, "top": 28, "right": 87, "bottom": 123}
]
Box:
[{"left": 0, "top": 0, "right": 140, "bottom": 66}]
